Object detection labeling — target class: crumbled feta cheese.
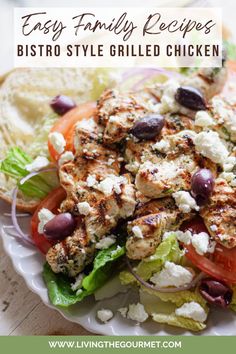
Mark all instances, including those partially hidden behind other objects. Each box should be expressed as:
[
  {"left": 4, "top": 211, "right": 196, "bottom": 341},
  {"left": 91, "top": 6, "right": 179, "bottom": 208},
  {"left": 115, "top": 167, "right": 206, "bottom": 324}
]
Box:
[
  {"left": 223, "top": 156, "right": 236, "bottom": 172},
  {"left": 150, "top": 261, "right": 194, "bottom": 288},
  {"left": 37, "top": 208, "right": 54, "bottom": 234},
  {"left": 210, "top": 224, "right": 217, "bottom": 232},
  {"left": 77, "top": 202, "right": 92, "bottom": 216},
  {"left": 58, "top": 151, "right": 74, "bottom": 166},
  {"left": 86, "top": 174, "right": 97, "bottom": 187},
  {"left": 97, "top": 309, "right": 113, "bottom": 323},
  {"left": 175, "top": 302, "right": 207, "bottom": 322},
  {"left": 25, "top": 156, "right": 50, "bottom": 172},
  {"left": 192, "top": 232, "right": 209, "bottom": 255},
  {"left": 173, "top": 191, "right": 199, "bottom": 213},
  {"left": 219, "top": 172, "right": 235, "bottom": 183},
  {"left": 95, "top": 235, "right": 116, "bottom": 249},
  {"left": 71, "top": 273, "right": 84, "bottom": 292},
  {"left": 132, "top": 226, "right": 143, "bottom": 239},
  {"left": 49, "top": 132, "right": 66, "bottom": 154},
  {"left": 152, "top": 139, "right": 170, "bottom": 153},
  {"left": 230, "top": 178, "right": 236, "bottom": 187},
  {"left": 159, "top": 80, "right": 180, "bottom": 114},
  {"left": 76, "top": 118, "right": 96, "bottom": 132},
  {"left": 194, "top": 130, "right": 229, "bottom": 164},
  {"left": 118, "top": 307, "right": 128, "bottom": 318},
  {"left": 97, "top": 175, "right": 126, "bottom": 195},
  {"left": 195, "top": 111, "right": 215, "bottom": 127},
  {"left": 127, "top": 303, "right": 148, "bottom": 323},
  {"left": 109, "top": 115, "right": 119, "bottom": 123},
  {"left": 175, "top": 230, "right": 192, "bottom": 245}
]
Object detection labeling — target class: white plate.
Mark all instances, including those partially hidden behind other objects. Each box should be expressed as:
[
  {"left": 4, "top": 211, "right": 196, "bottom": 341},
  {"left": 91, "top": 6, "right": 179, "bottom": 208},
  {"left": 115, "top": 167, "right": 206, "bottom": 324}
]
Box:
[{"left": 1, "top": 200, "right": 235, "bottom": 336}]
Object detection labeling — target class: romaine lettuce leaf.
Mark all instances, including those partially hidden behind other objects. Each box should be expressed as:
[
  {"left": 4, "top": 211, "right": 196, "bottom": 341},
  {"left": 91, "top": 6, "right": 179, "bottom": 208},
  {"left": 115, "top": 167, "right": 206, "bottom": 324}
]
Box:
[
  {"left": 0, "top": 147, "right": 58, "bottom": 199},
  {"left": 120, "top": 233, "right": 184, "bottom": 284},
  {"left": 43, "top": 244, "right": 125, "bottom": 307},
  {"left": 152, "top": 313, "right": 206, "bottom": 332},
  {"left": 82, "top": 245, "right": 125, "bottom": 293},
  {"left": 43, "top": 263, "right": 88, "bottom": 307}
]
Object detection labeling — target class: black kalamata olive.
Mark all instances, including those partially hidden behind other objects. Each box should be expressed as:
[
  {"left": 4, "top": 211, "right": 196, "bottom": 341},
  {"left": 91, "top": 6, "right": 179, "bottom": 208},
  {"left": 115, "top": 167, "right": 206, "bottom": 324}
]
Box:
[
  {"left": 43, "top": 213, "right": 77, "bottom": 241},
  {"left": 50, "top": 95, "right": 76, "bottom": 115},
  {"left": 175, "top": 86, "right": 206, "bottom": 111},
  {"left": 199, "top": 278, "right": 233, "bottom": 308},
  {"left": 130, "top": 114, "right": 165, "bottom": 140},
  {"left": 191, "top": 169, "right": 214, "bottom": 206}
]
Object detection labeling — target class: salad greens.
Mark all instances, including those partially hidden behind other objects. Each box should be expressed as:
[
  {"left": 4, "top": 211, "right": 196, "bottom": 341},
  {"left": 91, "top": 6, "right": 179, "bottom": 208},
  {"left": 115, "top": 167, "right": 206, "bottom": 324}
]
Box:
[
  {"left": 43, "top": 244, "right": 125, "bottom": 307},
  {"left": 120, "top": 233, "right": 184, "bottom": 284},
  {"left": 152, "top": 313, "right": 206, "bottom": 332},
  {"left": 0, "top": 147, "right": 58, "bottom": 199}
]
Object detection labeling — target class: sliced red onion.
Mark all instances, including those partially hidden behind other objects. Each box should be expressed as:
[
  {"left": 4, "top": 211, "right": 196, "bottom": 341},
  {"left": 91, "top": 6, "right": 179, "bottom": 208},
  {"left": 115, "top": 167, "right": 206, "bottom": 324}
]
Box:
[
  {"left": 11, "top": 167, "right": 58, "bottom": 246},
  {"left": 19, "top": 167, "right": 57, "bottom": 186},
  {"left": 126, "top": 257, "right": 204, "bottom": 293},
  {"left": 11, "top": 187, "right": 35, "bottom": 246},
  {"left": 122, "top": 68, "right": 182, "bottom": 91}
]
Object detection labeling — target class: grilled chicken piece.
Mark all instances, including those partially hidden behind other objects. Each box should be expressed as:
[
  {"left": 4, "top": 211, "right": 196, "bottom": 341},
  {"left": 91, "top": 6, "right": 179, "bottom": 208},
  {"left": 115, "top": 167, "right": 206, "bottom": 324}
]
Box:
[
  {"left": 46, "top": 224, "right": 95, "bottom": 277},
  {"left": 135, "top": 132, "right": 216, "bottom": 198},
  {"left": 46, "top": 118, "right": 136, "bottom": 276},
  {"left": 125, "top": 114, "right": 198, "bottom": 174},
  {"left": 188, "top": 67, "right": 227, "bottom": 101},
  {"left": 97, "top": 88, "right": 156, "bottom": 144},
  {"left": 126, "top": 198, "right": 192, "bottom": 260},
  {"left": 200, "top": 178, "right": 236, "bottom": 248}
]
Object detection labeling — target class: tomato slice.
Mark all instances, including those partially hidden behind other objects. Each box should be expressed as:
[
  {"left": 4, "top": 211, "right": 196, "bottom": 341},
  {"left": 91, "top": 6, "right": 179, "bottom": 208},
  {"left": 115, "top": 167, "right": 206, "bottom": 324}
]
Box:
[
  {"left": 31, "top": 187, "right": 66, "bottom": 254},
  {"left": 48, "top": 101, "right": 97, "bottom": 161},
  {"left": 181, "top": 217, "right": 236, "bottom": 284}
]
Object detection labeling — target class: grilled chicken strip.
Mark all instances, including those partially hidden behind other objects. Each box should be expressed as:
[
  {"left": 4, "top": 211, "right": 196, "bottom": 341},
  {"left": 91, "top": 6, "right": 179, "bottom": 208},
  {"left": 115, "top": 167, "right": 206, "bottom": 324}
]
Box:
[
  {"left": 200, "top": 178, "right": 236, "bottom": 248},
  {"left": 126, "top": 197, "right": 192, "bottom": 260},
  {"left": 46, "top": 118, "right": 136, "bottom": 276},
  {"left": 97, "top": 88, "right": 157, "bottom": 144},
  {"left": 125, "top": 114, "right": 198, "bottom": 174},
  {"left": 135, "top": 132, "right": 217, "bottom": 198}
]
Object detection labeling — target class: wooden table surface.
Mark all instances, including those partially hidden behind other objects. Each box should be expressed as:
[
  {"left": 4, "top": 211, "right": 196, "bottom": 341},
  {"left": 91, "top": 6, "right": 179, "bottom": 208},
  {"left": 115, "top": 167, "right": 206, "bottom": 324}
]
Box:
[{"left": 0, "top": 229, "right": 91, "bottom": 336}]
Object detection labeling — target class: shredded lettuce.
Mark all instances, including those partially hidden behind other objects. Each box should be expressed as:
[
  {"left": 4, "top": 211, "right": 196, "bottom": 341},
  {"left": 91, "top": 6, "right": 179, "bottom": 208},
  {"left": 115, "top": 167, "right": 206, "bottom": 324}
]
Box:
[
  {"left": 43, "top": 244, "right": 125, "bottom": 307},
  {"left": 120, "top": 233, "right": 184, "bottom": 284},
  {"left": 0, "top": 147, "right": 58, "bottom": 199},
  {"left": 152, "top": 313, "right": 206, "bottom": 332},
  {"left": 140, "top": 286, "right": 207, "bottom": 310}
]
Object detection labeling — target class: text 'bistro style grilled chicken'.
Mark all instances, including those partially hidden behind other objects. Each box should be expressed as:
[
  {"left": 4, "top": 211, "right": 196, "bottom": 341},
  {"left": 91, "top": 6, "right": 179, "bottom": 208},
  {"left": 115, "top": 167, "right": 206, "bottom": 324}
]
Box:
[{"left": 46, "top": 61, "right": 236, "bottom": 279}]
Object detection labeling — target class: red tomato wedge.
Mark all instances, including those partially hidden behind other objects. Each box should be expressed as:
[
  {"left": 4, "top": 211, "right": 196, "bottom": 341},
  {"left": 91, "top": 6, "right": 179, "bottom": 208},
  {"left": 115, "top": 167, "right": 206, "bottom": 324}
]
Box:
[
  {"left": 48, "top": 102, "right": 97, "bottom": 161},
  {"left": 31, "top": 187, "right": 66, "bottom": 254},
  {"left": 181, "top": 217, "right": 236, "bottom": 284}
]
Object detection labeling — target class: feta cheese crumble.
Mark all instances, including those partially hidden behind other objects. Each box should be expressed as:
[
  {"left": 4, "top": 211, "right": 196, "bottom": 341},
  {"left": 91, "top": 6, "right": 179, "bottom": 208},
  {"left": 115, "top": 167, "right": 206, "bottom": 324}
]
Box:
[
  {"left": 86, "top": 175, "right": 97, "bottom": 187},
  {"left": 127, "top": 303, "right": 149, "bottom": 323},
  {"left": 192, "top": 232, "right": 209, "bottom": 255},
  {"left": 223, "top": 156, "right": 236, "bottom": 172},
  {"left": 172, "top": 191, "right": 199, "bottom": 213},
  {"left": 175, "top": 302, "right": 207, "bottom": 322},
  {"left": 152, "top": 139, "right": 170, "bottom": 153},
  {"left": 48, "top": 132, "right": 66, "bottom": 154},
  {"left": 118, "top": 307, "right": 128, "bottom": 318},
  {"left": 71, "top": 273, "right": 84, "bottom": 292},
  {"left": 132, "top": 226, "right": 143, "bottom": 239},
  {"left": 58, "top": 151, "right": 74, "bottom": 166},
  {"left": 97, "top": 309, "right": 113, "bottom": 323},
  {"left": 150, "top": 261, "right": 194, "bottom": 288},
  {"left": 159, "top": 80, "right": 180, "bottom": 114},
  {"left": 97, "top": 175, "right": 126, "bottom": 195},
  {"left": 37, "top": 208, "right": 54, "bottom": 234},
  {"left": 25, "top": 156, "right": 50, "bottom": 172},
  {"left": 194, "top": 130, "right": 229, "bottom": 164},
  {"left": 95, "top": 235, "right": 116, "bottom": 249},
  {"left": 77, "top": 201, "right": 92, "bottom": 216},
  {"left": 195, "top": 111, "right": 215, "bottom": 127}
]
